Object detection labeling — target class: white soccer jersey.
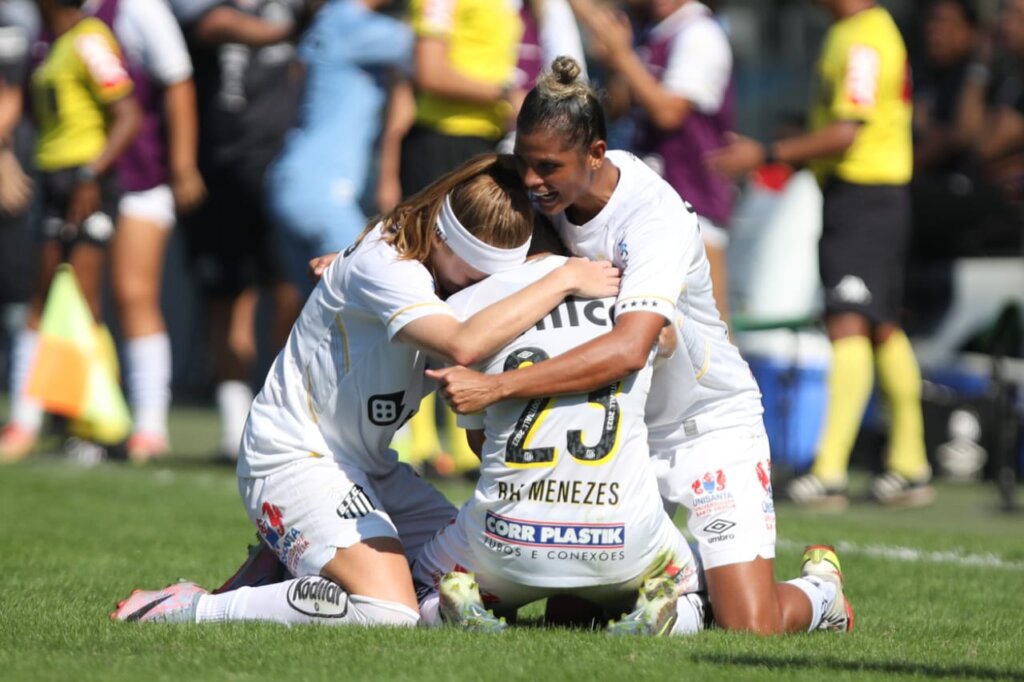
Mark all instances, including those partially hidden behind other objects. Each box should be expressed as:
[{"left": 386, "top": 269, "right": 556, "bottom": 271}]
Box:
[
  {"left": 446, "top": 257, "right": 674, "bottom": 588},
  {"left": 655, "top": 1, "right": 731, "bottom": 113},
  {"left": 110, "top": 0, "right": 193, "bottom": 85},
  {"left": 554, "top": 150, "right": 763, "bottom": 451},
  {"left": 238, "top": 225, "right": 456, "bottom": 479}
]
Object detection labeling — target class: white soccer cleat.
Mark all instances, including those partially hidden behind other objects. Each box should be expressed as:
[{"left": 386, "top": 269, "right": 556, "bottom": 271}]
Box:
[
  {"left": 800, "top": 544, "right": 854, "bottom": 632},
  {"left": 438, "top": 571, "right": 506, "bottom": 633},
  {"left": 607, "top": 576, "right": 705, "bottom": 637},
  {"left": 111, "top": 580, "right": 207, "bottom": 623}
]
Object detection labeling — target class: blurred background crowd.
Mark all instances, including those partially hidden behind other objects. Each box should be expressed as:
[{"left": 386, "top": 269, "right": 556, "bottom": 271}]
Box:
[{"left": 0, "top": 0, "right": 1021, "bottom": 497}]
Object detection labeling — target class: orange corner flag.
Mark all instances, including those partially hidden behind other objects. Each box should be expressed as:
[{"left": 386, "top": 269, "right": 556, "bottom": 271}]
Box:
[{"left": 24, "top": 264, "right": 131, "bottom": 444}]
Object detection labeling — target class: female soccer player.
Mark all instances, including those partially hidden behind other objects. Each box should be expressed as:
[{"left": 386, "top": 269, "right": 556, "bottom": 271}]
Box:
[
  {"left": 414, "top": 249, "right": 706, "bottom": 636},
  {"left": 428, "top": 58, "right": 853, "bottom": 635},
  {"left": 1, "top": 0, "right": 140, "bottom": 460},
  {"left": 112, "top": 154, "right": 619, "bottom": 627}
]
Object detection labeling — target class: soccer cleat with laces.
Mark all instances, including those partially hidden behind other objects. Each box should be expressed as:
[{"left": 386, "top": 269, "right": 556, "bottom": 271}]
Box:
[
  {"left": 438, "top": 571, "right": 506, "bottom": 633},
  {"left": 111, "top": 580, "right": 207, "bottom": 623},
  {"left": 787, "top": 473, "right": 849, "bottom": 511},
  {"left": 801, "top": 544, "right": 854, "bottom": 632}
]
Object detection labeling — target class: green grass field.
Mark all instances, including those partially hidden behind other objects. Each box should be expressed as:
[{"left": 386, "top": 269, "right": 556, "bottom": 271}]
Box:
[{"left": 2, "top": 405, "right": 1023, "bottom": 682}]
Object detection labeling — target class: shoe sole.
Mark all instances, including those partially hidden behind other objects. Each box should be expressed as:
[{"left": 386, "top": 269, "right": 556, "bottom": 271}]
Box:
[
  {"left": 802, "top": 544, "right": 853, "bottom": 633},
  {"left": 439, "top": 601, "right": 507, "bottom": 633},
  {"left": 607, "top": 610, "right": 677, "bottom": 637},
  {"left": 876, "top": 485, "right": 936, "bottom": 509},
  {"left": 438, "top": 574, "right": 506, "bottom": 633}
]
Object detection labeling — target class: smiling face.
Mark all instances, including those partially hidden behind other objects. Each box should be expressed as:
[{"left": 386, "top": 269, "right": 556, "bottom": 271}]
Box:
[
  {"left": 427, "top": 235, "right": 488, "bottom": 298},
  {"left": 513, "top": 127, "right": 605, "bottom": 216}
]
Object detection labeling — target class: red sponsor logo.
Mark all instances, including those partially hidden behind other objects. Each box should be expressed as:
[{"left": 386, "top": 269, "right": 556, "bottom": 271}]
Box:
[
  {"left": 257, "top": 502, "right": 287, "bottom": 548},
  {"left": 756, "top": 460, "right": 772, "bottom": 493},
  {"left": 262, "top": 502, "right": 285, "bottom": 535},
  {"left": 693, "top": 470, "right": 727, "bottom": 496}
]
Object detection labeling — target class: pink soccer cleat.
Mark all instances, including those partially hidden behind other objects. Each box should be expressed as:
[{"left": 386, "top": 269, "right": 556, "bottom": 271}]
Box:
[{"left": 111, "top": 580, "right": 207, "bottom": 623}]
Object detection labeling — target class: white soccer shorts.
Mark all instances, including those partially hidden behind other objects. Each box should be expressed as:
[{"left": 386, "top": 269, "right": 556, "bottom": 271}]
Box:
[
  {"left": 652, "top": 424, "right": 777, "bottom": 570},
  {"left": 119, "top": 184, "right": 176, "bottom": 229},
  {"left": 239, "top": 457, "right": 456, "bottom": 577}
]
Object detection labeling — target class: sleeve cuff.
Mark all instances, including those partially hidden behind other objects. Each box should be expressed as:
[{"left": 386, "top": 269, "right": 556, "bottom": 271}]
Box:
[
  {"left": 457, "top": 412, "right": 485, "bottom": 430},
  {"left": 385, "top": 302, "right": 456, "bottom": 341},
  {"left": 613, "top": 296, "right": 675, "bottom": 323}
]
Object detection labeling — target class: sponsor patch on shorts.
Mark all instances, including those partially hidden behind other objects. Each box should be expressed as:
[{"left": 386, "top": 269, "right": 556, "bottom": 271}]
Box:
[
  {"left": 337, "top": 484, "right": 375, "bottom": 520},
  {"left": 483, "top": 511, "right": 625, "bottom": 548}
]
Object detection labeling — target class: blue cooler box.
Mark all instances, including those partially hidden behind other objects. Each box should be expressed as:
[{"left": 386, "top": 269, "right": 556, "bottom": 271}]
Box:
[{"left": 737, "top": 330, "right": 831, "bottom": 473}]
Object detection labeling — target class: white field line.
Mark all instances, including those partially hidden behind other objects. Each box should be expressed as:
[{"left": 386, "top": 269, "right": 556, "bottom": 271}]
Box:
[{"left": 777, "top": 537, "right": 1024, "bottom": 571}]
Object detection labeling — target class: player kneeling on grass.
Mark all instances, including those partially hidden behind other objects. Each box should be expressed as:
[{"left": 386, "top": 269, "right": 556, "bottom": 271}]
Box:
[
  {"left": 414, "top": 234, "right": 850, "bottom": 636},
  {"left": 428, "top": 56, "right": 854, "bottom": 635},
  {"left": 110, "top": 154, "right": 620, "bottom": 627},
  {"left": 413, "top": 246, "right": 705, "bottom": 635}
]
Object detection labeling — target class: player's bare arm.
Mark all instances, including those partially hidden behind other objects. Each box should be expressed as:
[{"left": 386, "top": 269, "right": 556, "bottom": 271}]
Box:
[
  {"left": 707, "top": 121, "right": 860, "bottom": 179},
  {"left": 399, "top": 258, "right": 620, "bottom": 366},
  {"left": 428, "top": 311, "right": 664, "bottom": 413}
]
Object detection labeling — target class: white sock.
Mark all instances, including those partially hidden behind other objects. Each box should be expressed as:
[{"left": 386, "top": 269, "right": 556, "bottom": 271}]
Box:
[
  {"left": 418, "top": 591, "right": 442, "bottom": 627},
  {"left": 785, "top": 576, "right": 836, "bottom": 632},
  {"left": 125, "top": 333, "right": 172, "bottom": 437},
  {"left": 669, "top": 593, "right": 707, "bottom": 636},
  {"left": 8, "top": 328, "right": 42, "bottom": 431},
  {"left": 195, "top": 577, "right": 419, "bottom": 627},
  {"left": 216, "top": 380, "right": 253, "bottom": 458}
]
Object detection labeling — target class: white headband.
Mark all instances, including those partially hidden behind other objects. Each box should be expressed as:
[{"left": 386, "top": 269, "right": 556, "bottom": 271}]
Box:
[{"left": 434, "top": 193, "right": 530, "bottom": 275}]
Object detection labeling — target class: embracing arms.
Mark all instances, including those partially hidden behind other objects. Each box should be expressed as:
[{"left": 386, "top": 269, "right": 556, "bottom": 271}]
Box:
[
  {"left": 427, "top": 311, "right": 665, "bottom": 413},
  {"left": 398, "top": 259, "right": 620, "bottom": 366}
]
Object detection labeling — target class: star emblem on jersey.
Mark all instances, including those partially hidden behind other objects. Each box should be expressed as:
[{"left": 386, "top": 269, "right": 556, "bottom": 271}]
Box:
[{"left": 367, "top": 391, "right": 406, "bottom": 426}]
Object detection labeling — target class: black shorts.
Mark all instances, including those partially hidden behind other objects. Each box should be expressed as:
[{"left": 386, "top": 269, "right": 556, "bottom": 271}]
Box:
[
  {"left": 399, "top": 125, "right": 496, "bottom": 199},
  {"left": 0, "top": 207, "right": 35, "bottom": 305},
  {"left": 40, "top": 167, "right": 121, "bottom": 249},
  {"left": 819, "top": 179, "right": 911, "bottom": 325},
  {"left": 183, "top": 161, "right": 279, "bottom": 297}
]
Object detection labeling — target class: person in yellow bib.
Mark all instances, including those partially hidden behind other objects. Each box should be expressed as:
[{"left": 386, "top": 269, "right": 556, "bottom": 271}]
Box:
[
  {"left": 709, "top": 0, "right": 934, "bottom": 509},
  {"left": 399, "top": 0, "right": 524, "bottom": 198},
  {"left": 0, "top": 0, "right": 140, "bottom": 461}
]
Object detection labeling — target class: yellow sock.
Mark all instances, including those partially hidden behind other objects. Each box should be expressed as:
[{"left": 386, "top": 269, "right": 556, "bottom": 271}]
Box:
[
  {"left": 444, "top": 403, "right": 481, "bottom": 475},
  {"left": 812, "top": 335, "right": 875, "bottom": 484},
  {"left": 393, "top": 394, "right": 442, "bottom": 467},
  {"left": 875, "top": 330, "right": 930, "bottom": 481}
]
